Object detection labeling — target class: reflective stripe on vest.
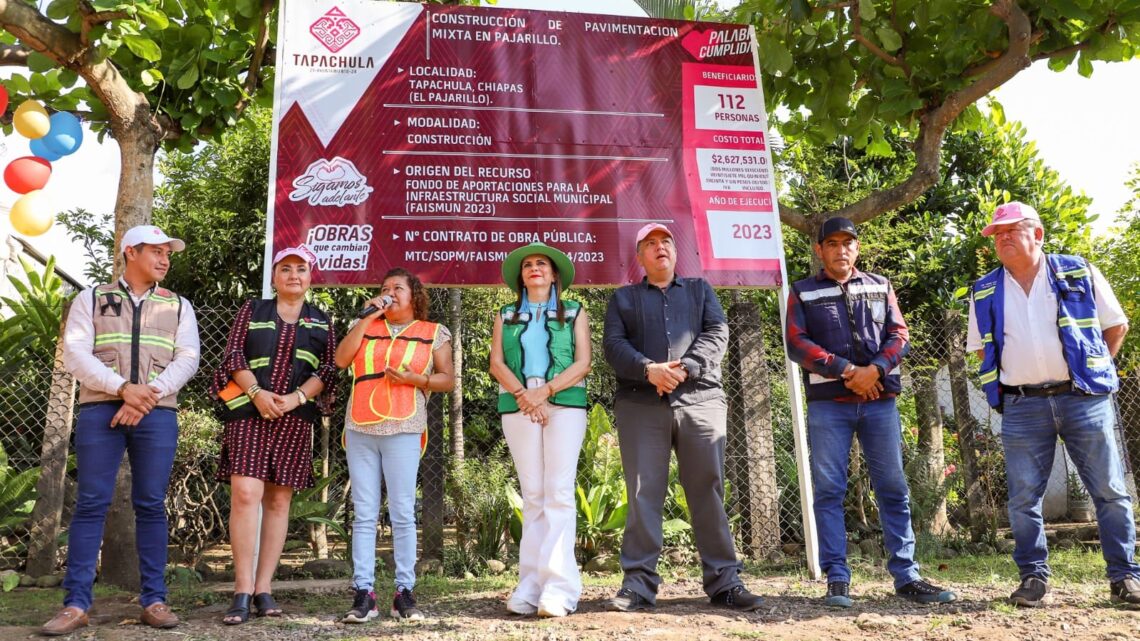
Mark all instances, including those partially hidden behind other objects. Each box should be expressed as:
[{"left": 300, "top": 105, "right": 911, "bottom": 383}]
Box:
[
  {"left": 350, "top": 319, "right": 440, "bottom": 424},
  {"left": 973, "top": 253, "right": 1119, "bottom": 409},
  {"left": 80, "top": 282, "right": 182, "bottom": 408}
]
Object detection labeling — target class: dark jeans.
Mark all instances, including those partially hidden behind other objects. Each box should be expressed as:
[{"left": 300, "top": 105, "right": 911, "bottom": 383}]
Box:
[
  {"left": 1001, "top": 392, "right": 1140, "bottom": 582},
  {"left": 807, "top": 398, "right": 920, "bottom": 589},
  {"left": 614, "top": 395, "right": 742, "bottom": 602},
  {"left": 62, "top": 404, "right": 178, "bottom": 611}
]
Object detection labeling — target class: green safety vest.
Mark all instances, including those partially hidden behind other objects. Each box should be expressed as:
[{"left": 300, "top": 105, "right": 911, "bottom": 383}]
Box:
[{"left": 497, "top": 299, "right": 587, "bottom": 413}]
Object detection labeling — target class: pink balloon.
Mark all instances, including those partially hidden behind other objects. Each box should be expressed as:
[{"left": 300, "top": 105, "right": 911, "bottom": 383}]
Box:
[{"left": 4, "top": 156, "right": 52, "bottom": 194}]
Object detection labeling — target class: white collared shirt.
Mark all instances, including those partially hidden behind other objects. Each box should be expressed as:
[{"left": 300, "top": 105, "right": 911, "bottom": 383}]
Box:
[
  {"left": 966, "top": 259, "right": 1126, "bottom": 386},
  {"left": 62, "top": 279, "right": 201, "bottom": 397}
]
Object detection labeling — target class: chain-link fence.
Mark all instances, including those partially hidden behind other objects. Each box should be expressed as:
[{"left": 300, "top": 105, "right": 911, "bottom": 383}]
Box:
[{"left": 3, "top": 289, "right": 1140, "bottom": 574}]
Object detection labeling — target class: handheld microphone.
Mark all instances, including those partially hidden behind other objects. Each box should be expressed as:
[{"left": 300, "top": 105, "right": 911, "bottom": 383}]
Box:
[{"left": 356, "top": 295, "right": 394, "bottom": 319}]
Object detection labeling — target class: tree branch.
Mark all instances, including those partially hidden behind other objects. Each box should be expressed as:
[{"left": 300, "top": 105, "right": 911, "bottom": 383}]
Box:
[
  {"left": 778, "top": 202, "right": 808, "bottom": 231},
  {"left": 851, "top": 10, "right": 912, "bottom": 77},
  {"left": 0, "top": 42, "right": 29, "bottom": 65},
  {"left": 781, "top": 0, "right": 1033, "bottom": 234},
  {"left": 233, "top": 0, "right": 274, "bottom": 117},
  {"left": 0, "top": 0, "right": 160, "bottom": 141},
  {"left": 1030, "top": 18, "right": 1115, "bottom": 63}
]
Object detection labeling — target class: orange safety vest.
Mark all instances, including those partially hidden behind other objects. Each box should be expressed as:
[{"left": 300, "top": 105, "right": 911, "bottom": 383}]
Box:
[{"left": 349, "top": 318, "right": 440, "bottom": 424}]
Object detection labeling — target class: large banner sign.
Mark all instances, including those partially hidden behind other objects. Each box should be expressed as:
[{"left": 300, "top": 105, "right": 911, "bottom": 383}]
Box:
[{"left": 269, "top": 0, "right": 785, "bottom": 287}]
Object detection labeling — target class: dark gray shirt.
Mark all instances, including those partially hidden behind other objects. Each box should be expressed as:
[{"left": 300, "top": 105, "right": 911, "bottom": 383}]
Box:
[{"left": 603, "top": 276, "right": 728, "bottom": 407}]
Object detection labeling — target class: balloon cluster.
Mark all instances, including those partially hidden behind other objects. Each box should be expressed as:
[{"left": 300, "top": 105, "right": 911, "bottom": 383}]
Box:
[{"left": 3, "top": 85, "right": 84, "bottom": 236}]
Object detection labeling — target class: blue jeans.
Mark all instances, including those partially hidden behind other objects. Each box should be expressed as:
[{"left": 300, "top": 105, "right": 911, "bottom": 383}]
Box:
[
  {"left": 346, "top": 430, "right": 421, "bottom": 592},
  {"left": 807, "top": 398, "right": 920, "bottom": 588},
  {"left": 62, "top": 404, "right": 178, "bottom": 611},
  {"left": 1001, "top": 392, "right": 1139, "bottom": 582}
]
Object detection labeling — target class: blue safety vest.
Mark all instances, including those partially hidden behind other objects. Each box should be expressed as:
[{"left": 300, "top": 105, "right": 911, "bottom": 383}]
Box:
[{"left": 972, "top": 253, "right": 1118, "bottom": 409}]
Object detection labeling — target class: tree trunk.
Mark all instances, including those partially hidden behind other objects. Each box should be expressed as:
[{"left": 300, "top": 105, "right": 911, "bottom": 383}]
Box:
[
  {"left": 421, "top": 392, "right": 446, "bottom": 562},
  {"left": 25, "top": 302, "right": 77, "bottom": 577},
  {"left": 99, "top": 120, "right": 162, "bottom": 591},
  {"left": 110, "top": 116, "right": 161, "bottom": 273},
  {"left": 309, "top": 417, "right": 330, "bottom": 559},
  {"left": 944, "top": 309, "right": 990, "bottom": 541},
  {"left": 448, "top": 288, "right": 464, "bottom": 465},
  {"left": 849, "top": 441, "right": 870, "bottom": 532},
  {"left": 726, "top": 297, "right": 780, "bottom": 557},
  {"left": 913, "top": 370, "right": 950, "bottom": 535}
]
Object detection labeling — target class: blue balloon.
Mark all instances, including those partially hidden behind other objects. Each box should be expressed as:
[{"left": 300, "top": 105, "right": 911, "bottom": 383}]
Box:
[
  {"left": 29, "top": 137, "right": 63, "bottom": 162},
  {"left": 42, "top": 112, "right": 83, "bottom": 156}
]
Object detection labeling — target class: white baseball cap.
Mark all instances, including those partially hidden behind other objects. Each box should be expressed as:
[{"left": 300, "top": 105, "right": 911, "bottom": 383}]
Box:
[{"left": 120, "top": 225, "right": 186, "bottom": 253}]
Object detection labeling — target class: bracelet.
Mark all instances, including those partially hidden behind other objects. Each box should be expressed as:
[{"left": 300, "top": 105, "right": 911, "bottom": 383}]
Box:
[
  {"left": 245, "top": 384, "right": 262, "bottom": 400},
  {"left": 546, "top": 384, "right": 556, "bottom": 398},
  {"left": 117, "top": 381, "right": 129, "bottom": 397},
  {"left": 296, "top": 389, "right": 308, "bottom": 405}
]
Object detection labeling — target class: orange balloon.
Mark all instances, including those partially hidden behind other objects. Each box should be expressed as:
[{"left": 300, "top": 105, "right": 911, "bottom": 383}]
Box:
[
  {"left": 13, "top": 100, "right": 50, "bottom": 139},
  {"left": 10, "top": 190, "right": 54, "bottom": 236},
  {"left": 4, "top": 156, "right": 52, "bottom": 194}
]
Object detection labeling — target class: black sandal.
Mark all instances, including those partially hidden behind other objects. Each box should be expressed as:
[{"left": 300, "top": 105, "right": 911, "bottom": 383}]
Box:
[
  {"left": 253, "top": 592, "right": 283, "bottom": 617},
  {"left": 223, "top": 593, "right": 252, "bottom": 625}
]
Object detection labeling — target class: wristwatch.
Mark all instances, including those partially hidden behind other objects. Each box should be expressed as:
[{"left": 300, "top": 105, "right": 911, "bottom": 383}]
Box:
[
  {"left": 296, "top": 389, "right": 308, "bottom": 405},
  {"left": 116, "top": 381, "right": 129, "bottom": 397}
]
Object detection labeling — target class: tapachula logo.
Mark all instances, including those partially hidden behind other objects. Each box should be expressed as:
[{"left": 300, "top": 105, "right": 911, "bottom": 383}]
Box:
[{"left": 310, "top": 6, "right": 361, "bottom": 53}]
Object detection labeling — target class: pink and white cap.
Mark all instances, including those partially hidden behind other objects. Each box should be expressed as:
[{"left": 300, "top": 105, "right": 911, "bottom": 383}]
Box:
[
  {"left": 634, "top": 223, "right": 672, "bottom": 247},
  {"left": 272, "top": 244, "right": 318, "bottom": 268},
  {"left": 982, "top": 202, "right": 1040, "bottom": 237}
]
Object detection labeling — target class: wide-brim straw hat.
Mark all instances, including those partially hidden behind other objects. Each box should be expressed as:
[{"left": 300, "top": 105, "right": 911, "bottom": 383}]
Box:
[{"left": 500, "top": 242, "right": 575, "bottom": 293}]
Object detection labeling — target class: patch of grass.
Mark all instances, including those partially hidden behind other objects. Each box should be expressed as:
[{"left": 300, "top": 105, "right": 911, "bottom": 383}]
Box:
[
  {"left": 989, "top": 600, "right": 1021, "bottom": 615},
  {"left": 727, "top": 629, "right": 766, "bottom": 639},
  {"left": 0, "top": 585, "right": 128, "bottom": 626}
]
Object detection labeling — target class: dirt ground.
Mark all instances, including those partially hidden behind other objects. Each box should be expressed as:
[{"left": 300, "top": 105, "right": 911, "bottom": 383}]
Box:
[{"left": 4, "top": 574, "right": 1140, "bottom": 641}]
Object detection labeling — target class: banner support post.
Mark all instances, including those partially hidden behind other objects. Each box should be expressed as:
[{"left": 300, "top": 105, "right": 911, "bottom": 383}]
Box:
[{"left": 750, "top": 25, "right": 820, "bottom": 580}]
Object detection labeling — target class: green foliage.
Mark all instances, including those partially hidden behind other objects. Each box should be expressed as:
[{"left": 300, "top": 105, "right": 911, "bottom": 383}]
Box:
[
  {"left": 0, "top": 257, "right": 67, "bottom": 369},
  {"left": 1066, "top": 471, "right": 1088, "bottom": 501},
  {"left": 1, "top": 1, "right": 274, "bottom": 150},
  {"left": 447, "top": 448, "right": 517, "bottom": 569},
  {"left": 781, "top": 103, "right": 1094, "bottom": 314},
  {"left": 572, "top": 406, "right": 628, "bottom": 560},
  {"left": 1091, "top": 163, "right": 1140, "bottom": 365},
  {"left": 152, "top": 107, "right": 273, "bottom": 307},
  {"left": 285, "top": 471, "right": 350, "bottom": 562},
  {"left": 575, "top": 482, "right": 628, "bottom": 560},
  {"left": 0, "top": 443, "right": 40, "bottom": 539},
  {"left": 739, "top": 1, "right": 1140, "bottom": 153}
]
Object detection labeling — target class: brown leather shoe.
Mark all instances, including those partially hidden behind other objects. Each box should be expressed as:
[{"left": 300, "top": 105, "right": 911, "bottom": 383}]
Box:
[
  {"left": 140, "top": 602, "right": 179, "bottom": 629},
  {"left": 41, "top": 606, "right": 88, "bottom": 636}
]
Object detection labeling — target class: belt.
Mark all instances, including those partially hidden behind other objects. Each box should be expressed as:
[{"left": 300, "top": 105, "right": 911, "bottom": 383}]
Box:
[{"left": 1001, "top": 381, "right": 1073, "bottom": 397}]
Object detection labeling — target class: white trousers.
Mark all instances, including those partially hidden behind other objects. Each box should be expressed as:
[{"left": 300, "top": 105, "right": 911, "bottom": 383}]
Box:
[{"left": 502, "top": 383, "right": 586, "bottom": 612}]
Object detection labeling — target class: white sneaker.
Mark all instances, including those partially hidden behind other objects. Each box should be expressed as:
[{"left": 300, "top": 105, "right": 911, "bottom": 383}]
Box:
[
  {"left": 506, "top": 595, "right": 537, "bottom": 615},
  {"left": 537, "top": 603, "right": 569, "bottom": 618}
]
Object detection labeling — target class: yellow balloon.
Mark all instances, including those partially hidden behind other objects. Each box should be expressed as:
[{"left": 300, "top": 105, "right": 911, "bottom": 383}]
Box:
[
  {"left": 14, "top": 100, "right": 50, "bottom": 139},
  {"left": 10, "top": 190, "right": 54, "bottom": 236}
]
